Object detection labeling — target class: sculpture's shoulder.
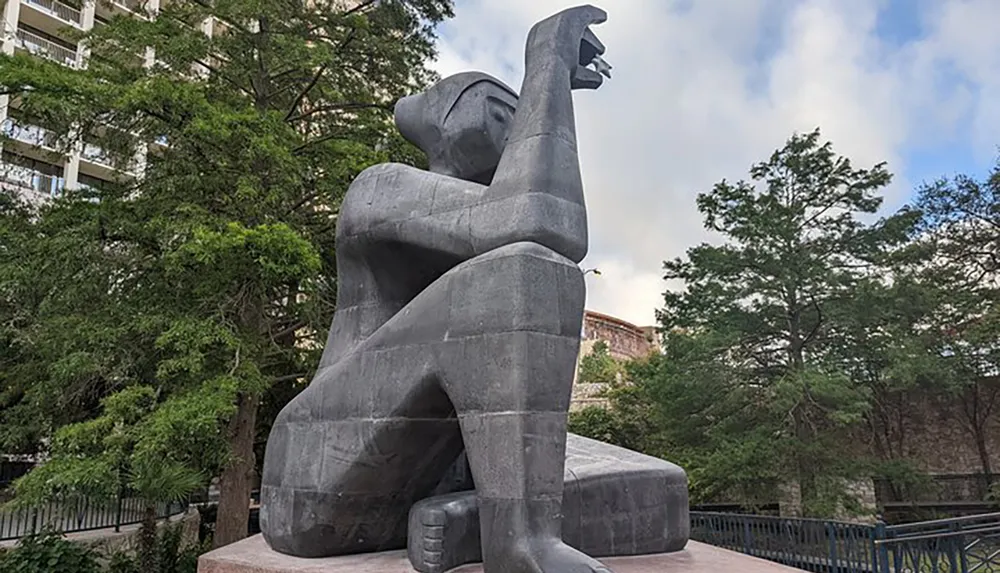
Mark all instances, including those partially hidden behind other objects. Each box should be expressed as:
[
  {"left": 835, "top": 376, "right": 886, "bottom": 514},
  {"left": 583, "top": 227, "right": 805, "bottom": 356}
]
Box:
[
  {"left": 343, "top": 163, "right": 439, "bottom": 203},
  {"left": 339, "top": 163, "right": 481, "bottom": 240},
  {"left": 350, "top": 161, "right": 421, "bottom": 184}
]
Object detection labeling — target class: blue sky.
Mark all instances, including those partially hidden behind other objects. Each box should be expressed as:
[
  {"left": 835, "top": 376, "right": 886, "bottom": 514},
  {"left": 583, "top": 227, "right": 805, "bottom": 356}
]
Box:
[{"left": 432, "top": 0, "right": 1000, "bottom": 325}]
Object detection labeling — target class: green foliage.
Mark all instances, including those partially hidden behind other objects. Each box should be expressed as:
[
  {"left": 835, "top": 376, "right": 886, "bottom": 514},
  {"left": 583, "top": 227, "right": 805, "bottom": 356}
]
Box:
[
  {"left": 0, "top": 532, "right": 100, "bottom": 573},
  {"left": 905, "top": 163, "right": 1000, "bottom": 481},
  {"left": 988, "top": 481, "right": 1000, "bottom": 504},
  {"left": 568, "top": 405, "right": 646, "bottom": 451},
  {"left": 0, "top": 0, "right": 453, "bottom": 538},
  {"left": 577, "top": 341, "right": 623, "bottom": 386},
  {"left": 645, "top": 129, "right": 920, "bottom": 513},
  {"left": 106, "top": 524, "right": 206, "bottom": 573}
]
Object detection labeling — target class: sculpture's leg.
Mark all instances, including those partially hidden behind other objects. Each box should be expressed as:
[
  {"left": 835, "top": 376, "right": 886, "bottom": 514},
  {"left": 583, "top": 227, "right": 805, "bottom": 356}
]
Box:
[
  {"left": 260, "top": 347, "right": 464, "bottom": 558},
  {"left": 408, "top": 434, "right": 691, "bottom": 573},
  {"left": 433, "top": 242, "right": 611, "bottom": 573}
]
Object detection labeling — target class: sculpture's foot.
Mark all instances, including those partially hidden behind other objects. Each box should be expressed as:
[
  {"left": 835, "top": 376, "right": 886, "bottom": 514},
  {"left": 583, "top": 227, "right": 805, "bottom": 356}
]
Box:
[
  {"left": 503, "top": 540, "right": 612, "bottom": 573},
  {"left": 478, "top": 497, "right": 613, "bottom": 573},
  {"left": 408, "top": 491, "right": 480, "bottom": 573},
  {"left": 407, "top": 434, "right": 690, "bottom": 573}
]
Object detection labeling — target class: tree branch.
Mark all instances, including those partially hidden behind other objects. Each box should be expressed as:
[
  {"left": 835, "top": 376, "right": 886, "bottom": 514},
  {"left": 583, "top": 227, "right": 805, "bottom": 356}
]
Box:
[
  {"left": 283, "top": 64, "right": 327, "bottom": 122},
  {"left": 270, "top": 320, "right": 307, "bottom": 343},
  {"left": 286, "top": 101, "right": 392, "bottom": 124}
]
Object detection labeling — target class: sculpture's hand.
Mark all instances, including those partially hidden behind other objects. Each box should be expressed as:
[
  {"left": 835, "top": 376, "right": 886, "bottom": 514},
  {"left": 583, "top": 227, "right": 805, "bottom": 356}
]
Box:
[{"left": 525, "top": 4, "right": 611, "bottom": 90}]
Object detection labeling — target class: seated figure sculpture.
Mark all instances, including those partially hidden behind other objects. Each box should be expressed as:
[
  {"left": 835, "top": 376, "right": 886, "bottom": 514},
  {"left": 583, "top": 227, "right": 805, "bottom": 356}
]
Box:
[{"left": 259, "top": 5, "right": 688, "bottom": 573}]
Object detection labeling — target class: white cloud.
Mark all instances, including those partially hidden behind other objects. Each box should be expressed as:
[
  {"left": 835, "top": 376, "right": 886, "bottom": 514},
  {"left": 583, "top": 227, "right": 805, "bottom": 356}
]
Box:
[{"left": 430, "top": 0, "right": 1000, "bottom": 326}]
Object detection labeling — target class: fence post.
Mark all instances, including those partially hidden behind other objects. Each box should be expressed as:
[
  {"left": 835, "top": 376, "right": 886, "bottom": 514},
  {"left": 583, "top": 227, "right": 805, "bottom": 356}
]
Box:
[
  {"left": 114, "top": 490, "right": 123, "bottom": 533},
  {"left": 826, "top": 522, "right": 839, "bottom": 573},
  {"left": 30, "top": 506, "right": 38, "bottom": 535},
  {"left": 874, "top": 520, "right": 889, "bottom": 573},
  {"left": 742, "top": 517, "right": 752, "bottom": 555},
  {"left": 951, "top": 518, "right": 969, "bottom": 573}
]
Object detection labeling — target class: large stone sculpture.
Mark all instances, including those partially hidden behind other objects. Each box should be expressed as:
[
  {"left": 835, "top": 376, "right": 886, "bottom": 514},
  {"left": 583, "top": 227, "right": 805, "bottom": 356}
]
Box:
[{"left": 259, "top": 5, "right": 689, "bottom": 572}]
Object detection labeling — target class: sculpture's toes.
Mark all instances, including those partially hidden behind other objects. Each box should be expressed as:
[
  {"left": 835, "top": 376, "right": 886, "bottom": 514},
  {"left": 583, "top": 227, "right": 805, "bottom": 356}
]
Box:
[{"left": 407, "top": 491, "right": 481, "bottom": 573}]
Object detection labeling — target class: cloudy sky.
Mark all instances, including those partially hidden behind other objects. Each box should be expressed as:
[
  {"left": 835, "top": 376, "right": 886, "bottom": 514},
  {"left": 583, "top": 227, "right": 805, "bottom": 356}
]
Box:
[{"left": 430, "top": 0, "right": 1000, "bottom": 327}]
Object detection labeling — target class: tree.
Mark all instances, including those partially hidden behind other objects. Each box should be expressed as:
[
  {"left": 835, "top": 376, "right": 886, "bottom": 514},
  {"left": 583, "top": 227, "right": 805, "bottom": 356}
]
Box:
[
  {"left": 568, "top": 345, "right": 654, "bottom": 453},
  {"left": 903, "top": 164, "right": 1000, "bottom": 490},
  {"left": 0, "top": 0, "right": 452, "bottom": 547},
  {"left": 653, "top": 128, "right": 918, "bottom": 513},
  {"left": 577, "top": 340, "right": 622, "bottom": 386}
]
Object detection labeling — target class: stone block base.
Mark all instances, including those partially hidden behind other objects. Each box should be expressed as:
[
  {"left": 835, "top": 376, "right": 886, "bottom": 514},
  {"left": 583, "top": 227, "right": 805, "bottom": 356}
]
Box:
[{"left": 198, "top": 535, "right": 805, "bottom": 573}]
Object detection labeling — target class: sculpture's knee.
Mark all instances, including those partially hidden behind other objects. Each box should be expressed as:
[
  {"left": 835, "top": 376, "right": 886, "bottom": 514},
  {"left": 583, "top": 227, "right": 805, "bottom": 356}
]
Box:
[
  {"left": 260, "top": 486, "right": 348, "bottom": 558},
  {"left": 444, "top": 241, "right": 584, "bottom": 339},
  {"left": 261, "top": 485, "right": 410, "bottom": 557},
  {"left": 437, "top": 242, "right": 584, "bottom": 413}
]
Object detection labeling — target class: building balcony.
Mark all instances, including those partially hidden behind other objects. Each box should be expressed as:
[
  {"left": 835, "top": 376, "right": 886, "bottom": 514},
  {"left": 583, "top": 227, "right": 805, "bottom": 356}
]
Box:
[
  {"left": 80, "top": 141, "right": 138, "bottom": 177},
  {"left": 1, "top": 118, "right": 62, "bottom": 152},
  {"left": 81, "top": 142, "right": 113, "bottom": 166},
  {"left": 96, "top": 0, "right": 151, "bottom": 21},
  {"left": 0, "top": 162, "right": 64, "bottom": 198},
  {"left": 14, "top": 28, "right": 80, "bottom": 68},
  {"left": 112, "top": 0, "right": 150, "bottom": 17},
  {"left": 20, "top": 0, "right": 84, "bottom": 30}
]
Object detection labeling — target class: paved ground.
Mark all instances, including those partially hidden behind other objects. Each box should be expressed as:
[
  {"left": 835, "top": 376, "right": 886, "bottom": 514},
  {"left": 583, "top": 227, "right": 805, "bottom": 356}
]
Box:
[{"left": 199, "top": 535, "right": 806, "bottom": 573}]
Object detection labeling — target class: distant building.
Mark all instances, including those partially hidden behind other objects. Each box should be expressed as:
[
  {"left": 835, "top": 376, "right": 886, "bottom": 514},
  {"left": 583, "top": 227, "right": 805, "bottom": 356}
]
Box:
[
  {"left": 571, "top": 310, "right": 659, "bottom": 410},
  {"left": 582, "top": 310, "right": 659, "bottom": 360}
]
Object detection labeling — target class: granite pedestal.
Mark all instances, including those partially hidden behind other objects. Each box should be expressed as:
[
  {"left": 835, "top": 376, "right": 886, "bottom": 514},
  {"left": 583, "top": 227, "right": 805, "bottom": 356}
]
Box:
[{"left": 199, "top": 534, "right": 806, "bottom": 573}]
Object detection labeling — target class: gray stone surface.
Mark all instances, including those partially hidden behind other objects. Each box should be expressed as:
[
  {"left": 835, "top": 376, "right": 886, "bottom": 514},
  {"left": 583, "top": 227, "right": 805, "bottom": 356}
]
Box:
[
  {"left": 259, "top": 5, "right": 688, "bottom": 572},
  {"left": 408, "top": 434, "right": 689, "bottom": 573}
]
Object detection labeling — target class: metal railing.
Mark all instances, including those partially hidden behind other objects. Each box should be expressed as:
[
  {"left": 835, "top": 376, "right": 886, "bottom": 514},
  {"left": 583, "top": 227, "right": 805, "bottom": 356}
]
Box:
[
  {"left": 879, "top": 513, "right": 1000, "bottom": 573},
  {"left": 15, "top": 28, "right": 79, "bottom": 68},
  {"left": 111, "top": 0, "right": 149, "bottom": 17},
  {"left": 692, "top": 512, "right": 878, "bottom": 572},
  {"left": 691, "top": 511, "right": 1000, "bottom": 572},
  {"left": 0, "top": 495, "right": 187, "bottom": 541},
  {"left": 0, "top": 162, "right": 64, "bottom": 197},
  {"left": 21, "top": 0, "right": 83, "bottom": 27}
]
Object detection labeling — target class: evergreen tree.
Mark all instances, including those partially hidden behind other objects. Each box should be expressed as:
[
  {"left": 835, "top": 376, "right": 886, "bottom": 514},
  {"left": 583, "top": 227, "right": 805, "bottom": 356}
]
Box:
[
  {"left": 0, "top": 0, "right": 451, "bottom": 548},
  {"left": 651, "top": 129, "right": 919, "bottom": 512}
]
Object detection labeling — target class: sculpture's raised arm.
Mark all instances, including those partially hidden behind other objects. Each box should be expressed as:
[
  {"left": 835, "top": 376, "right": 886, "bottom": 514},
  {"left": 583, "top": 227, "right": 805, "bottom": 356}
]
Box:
[
  {"left": 481, "top": 5, "right": 610, "bottom": 263},
  {"left": 338, "top": 6, "right": 610, "bottom": 270}
]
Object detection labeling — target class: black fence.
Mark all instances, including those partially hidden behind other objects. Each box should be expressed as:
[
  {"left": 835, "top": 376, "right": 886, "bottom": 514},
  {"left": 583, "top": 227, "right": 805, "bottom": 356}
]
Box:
[
  {"left": 0, "top": 495, "right": 187, "bottom": 541},
  {"left": 692, "top": 511, "right": 1000, "bottom": 573}
]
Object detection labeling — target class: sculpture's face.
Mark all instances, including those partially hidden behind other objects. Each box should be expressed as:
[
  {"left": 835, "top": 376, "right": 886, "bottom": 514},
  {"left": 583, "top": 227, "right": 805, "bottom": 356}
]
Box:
[
  {"left": 394, "top": 75, "right": 518, "bottom": 186},
  {"left": 439, "top": 81, "right": 517, "bottom": 184}
]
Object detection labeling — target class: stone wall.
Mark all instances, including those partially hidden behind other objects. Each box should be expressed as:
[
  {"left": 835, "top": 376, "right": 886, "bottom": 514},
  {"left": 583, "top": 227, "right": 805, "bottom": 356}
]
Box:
[{"left": 888, "top": 384, "right": 1000, "bottom": 477}]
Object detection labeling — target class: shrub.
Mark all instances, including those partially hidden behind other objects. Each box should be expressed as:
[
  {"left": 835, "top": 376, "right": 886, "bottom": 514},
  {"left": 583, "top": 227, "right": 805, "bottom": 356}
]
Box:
[
  {"left": 105, "top": 523, "right": 205, "bottom": 573},
  {"left": 0, "top": 531, "right": 100, "bottom": 573}
]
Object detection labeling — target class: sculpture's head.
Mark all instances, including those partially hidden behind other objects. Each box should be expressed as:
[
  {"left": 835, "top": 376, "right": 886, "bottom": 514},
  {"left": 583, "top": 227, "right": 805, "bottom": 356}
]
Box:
[{"left": 394, "top": 72, "right": 518, "bottom": 185}]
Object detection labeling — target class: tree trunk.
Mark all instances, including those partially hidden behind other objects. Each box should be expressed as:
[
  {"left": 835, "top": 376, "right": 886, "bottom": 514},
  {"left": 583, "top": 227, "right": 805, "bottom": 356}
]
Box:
[
  {"left": 213, "top": 391, "right": 260, "bottom": 548},
  {"left": 137, "top": 502, "right": 158, "bottom": 571},
  {"left": 973, "top": 424, "right": 995, "bottom": 491}
]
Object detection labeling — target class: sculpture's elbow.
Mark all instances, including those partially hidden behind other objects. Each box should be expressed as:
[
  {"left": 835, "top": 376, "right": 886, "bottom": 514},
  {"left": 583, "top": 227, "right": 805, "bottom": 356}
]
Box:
[
  {"left": 476, "top": 193, "right": 587, "bottom": 263},
  {"left": 543, "top": 229, "right": 588, "bottom": 264}
]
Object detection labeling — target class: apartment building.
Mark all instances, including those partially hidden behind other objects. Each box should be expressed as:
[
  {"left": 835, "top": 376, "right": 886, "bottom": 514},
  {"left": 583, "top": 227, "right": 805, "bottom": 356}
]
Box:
[
  {"left": 0, "top": 0, "right": 364, "bottom": 206},
  {"left": 0, "top": 0, "right": 161, "bottom": 204}
]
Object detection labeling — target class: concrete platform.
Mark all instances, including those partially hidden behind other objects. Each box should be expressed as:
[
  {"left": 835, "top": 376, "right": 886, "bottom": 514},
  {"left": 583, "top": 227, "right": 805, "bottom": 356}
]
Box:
[{"left": 198, "top": 534, "right": 805, "bottom": 572}]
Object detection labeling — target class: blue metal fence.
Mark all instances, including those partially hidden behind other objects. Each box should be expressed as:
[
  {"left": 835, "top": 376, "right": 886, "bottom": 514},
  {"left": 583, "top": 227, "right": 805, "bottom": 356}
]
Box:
[
  {"left": 691, "top": 511, "right": 1000, "bottom": 573},
  {"left": 878, "top": 513, "right": 1000, "bottom": 573},
  {"left": 0, "top": 495, "right": 187, "bottom": 541}
]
